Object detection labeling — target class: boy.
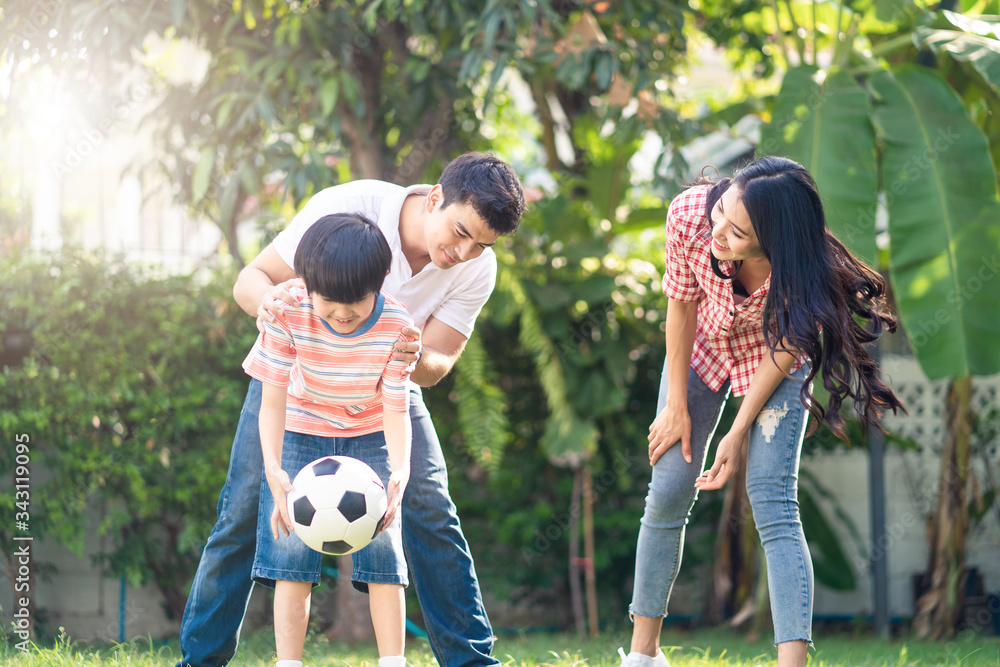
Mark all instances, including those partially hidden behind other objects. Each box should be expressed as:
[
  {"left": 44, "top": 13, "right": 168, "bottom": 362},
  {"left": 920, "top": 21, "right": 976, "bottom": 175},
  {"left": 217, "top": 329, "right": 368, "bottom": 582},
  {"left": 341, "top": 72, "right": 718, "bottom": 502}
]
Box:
[
  {"left": 243, "top": 213, "right": 413, "bottom": 667},
  {"left": 180, "top": 153, "right": 525, "bottom": 667}
]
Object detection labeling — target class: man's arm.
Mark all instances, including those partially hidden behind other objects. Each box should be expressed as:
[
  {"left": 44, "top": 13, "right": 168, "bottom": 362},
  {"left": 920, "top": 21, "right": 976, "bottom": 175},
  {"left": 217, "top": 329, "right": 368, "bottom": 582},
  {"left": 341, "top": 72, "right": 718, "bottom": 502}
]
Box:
[
  {"left": 407, "top": 315, "right": 469, "bottom": 388},
  {"left": 234, "top": 245, "right": 298, "bottom": 318}
]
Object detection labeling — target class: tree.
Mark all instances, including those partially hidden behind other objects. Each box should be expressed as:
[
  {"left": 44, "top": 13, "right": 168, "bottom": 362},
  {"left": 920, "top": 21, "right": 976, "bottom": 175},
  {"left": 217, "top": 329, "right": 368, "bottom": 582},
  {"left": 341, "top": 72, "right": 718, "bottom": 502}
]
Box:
[
  {"left": 0, "top": 0, "right": 702, "bottom": 634},
  {"left": 0, "top": 0, "right": 689, "bottom": 265}
]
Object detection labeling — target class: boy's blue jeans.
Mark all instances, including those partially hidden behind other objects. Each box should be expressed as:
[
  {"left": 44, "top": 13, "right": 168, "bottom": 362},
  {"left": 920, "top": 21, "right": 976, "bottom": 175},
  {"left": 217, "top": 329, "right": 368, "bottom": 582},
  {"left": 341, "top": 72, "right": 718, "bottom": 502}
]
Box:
[
  {"left": 177, "top": 379, "right": 497, "bottom": 667},
  {"left": 629, "top": 363, "right": 814, "bottom": 646}
]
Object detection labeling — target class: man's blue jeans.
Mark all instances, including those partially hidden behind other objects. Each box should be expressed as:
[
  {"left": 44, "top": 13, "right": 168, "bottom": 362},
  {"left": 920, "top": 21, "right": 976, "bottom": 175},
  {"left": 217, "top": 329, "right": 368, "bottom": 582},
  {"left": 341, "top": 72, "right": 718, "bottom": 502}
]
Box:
[{"left": 178, "top": 379, "right": 497, "bottom": 666}]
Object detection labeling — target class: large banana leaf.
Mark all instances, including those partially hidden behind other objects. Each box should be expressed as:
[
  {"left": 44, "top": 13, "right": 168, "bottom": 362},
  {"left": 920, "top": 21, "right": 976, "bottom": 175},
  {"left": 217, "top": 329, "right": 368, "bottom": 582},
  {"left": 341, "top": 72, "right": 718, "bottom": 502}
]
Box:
[
  {"left": 869, "top": 66, "right": 1000, "bottom": 380},
  {"left": 915, "top": 18, "right": 1000, "bottom": 99},
  {"left": 760, "top": 66, "right": 880, "bottom": 265}
]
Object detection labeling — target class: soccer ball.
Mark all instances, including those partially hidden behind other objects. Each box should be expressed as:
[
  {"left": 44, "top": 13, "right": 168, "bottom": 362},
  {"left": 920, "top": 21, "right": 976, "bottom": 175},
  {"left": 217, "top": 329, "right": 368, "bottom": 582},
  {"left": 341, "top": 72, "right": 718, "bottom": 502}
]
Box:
[{"left": 286, "top": 455, "right": 388, "bottom": 555}]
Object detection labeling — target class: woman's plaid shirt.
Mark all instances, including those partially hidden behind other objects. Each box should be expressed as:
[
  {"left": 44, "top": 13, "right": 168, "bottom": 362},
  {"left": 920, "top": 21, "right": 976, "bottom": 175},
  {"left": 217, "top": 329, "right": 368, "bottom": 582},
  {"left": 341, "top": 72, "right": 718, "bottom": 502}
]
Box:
[{"left": 662, "top": 185, "right": 804, "bottom": 396}]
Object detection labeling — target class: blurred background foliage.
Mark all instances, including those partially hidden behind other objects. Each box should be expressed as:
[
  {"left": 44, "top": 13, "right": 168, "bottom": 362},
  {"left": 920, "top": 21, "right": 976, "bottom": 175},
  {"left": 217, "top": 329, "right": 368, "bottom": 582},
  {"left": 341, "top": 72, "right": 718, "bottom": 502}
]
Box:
[
  {"left": 0, "top": 252, "right": 259, "bottom": 623},
  {"left": 2, "top": 0, "right": 1000, "bottom": 641}
]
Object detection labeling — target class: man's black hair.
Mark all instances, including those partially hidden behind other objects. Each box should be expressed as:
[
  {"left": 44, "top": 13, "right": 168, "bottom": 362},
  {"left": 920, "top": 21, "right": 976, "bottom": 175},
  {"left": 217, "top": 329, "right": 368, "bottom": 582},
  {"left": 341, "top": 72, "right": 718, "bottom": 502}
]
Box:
[
  {"left": 293, "top": 213, "right": 392, "bottom": 303},
  {"left": 438, "top": 152, "right": 526, "bottom": 235}
]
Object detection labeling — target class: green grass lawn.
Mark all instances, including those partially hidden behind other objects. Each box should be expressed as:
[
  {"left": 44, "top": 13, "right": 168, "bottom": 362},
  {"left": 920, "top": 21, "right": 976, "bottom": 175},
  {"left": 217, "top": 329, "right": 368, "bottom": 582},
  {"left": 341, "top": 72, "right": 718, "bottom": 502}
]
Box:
[{"left": 3, "top": 627, "right": 998, "bottom": 666}]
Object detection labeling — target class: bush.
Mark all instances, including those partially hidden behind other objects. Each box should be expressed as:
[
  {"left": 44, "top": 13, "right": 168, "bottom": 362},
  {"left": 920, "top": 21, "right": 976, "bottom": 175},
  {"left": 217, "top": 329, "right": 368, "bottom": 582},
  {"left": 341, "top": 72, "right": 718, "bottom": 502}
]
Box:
[{"left": 0, "top": 250, "right": 259, "bottom": 627}]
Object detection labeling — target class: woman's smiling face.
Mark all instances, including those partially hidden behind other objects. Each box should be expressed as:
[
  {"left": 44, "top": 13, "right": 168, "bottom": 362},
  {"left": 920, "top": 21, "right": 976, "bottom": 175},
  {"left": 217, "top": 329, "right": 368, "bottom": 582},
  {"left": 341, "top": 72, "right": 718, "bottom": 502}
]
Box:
[{"left": 710, "top": 184, "right": 764, "bottom": 261}]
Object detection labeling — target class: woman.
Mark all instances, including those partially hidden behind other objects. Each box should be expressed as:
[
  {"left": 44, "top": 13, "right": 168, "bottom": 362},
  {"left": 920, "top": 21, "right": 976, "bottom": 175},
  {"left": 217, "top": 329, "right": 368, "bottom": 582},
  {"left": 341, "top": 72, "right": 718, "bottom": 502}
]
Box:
[{"left": 619, "top": 156, "right": 903, "bottom": 667}]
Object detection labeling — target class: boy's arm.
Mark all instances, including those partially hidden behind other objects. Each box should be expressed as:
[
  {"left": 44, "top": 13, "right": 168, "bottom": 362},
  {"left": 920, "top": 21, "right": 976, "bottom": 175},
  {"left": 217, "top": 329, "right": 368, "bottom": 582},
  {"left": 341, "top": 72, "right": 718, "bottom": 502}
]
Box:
[
  {"left": 380, "top": 317, "right": 414, "bottom": 529},
  {"left": 380, "top": 407, "right": 412, "bottom": 530},
  {"left": 260, "top": 381, "right": 295, "bottom": 537}
]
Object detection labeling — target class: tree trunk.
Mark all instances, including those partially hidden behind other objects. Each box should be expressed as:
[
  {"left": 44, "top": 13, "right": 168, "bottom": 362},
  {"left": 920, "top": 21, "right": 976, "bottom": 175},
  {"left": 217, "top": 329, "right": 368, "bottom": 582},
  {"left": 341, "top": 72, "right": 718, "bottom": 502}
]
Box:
[
  {"left": 222, "top": 189, "right": 248, "bottom": 269},
  {"left": 528, "top": 78, "right": 563, "bottom": 173},
  {"left": 709, "top": 446, "right": 752, "bottom": 624},
  {"left": 326, "top": 554, "right": 375, "bottom": 642},
  {"left": 386, "top": 98, "right": 456, "bottom": 186},
  {"left": 340, "top": 111, "right": 386, "bottom": 181},
  {"left": 914, "top": 375, "right": 973, "bottom": 639},
  {"left": 568, "top": 466, "right": 585, "bottom": 637},
  {"left": 582, "top": 465, "right": 599, "bottom": 636},
  {"left": 750, "top": 550, "right": 771, "bottom": 640}
]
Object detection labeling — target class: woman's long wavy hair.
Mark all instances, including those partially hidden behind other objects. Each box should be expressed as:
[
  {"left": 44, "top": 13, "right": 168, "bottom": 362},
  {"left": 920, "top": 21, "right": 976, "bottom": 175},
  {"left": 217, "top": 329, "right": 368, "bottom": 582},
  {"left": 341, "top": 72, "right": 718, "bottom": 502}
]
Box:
[{"left": 700, "top": 156, "right": 904, "bottom": 438}]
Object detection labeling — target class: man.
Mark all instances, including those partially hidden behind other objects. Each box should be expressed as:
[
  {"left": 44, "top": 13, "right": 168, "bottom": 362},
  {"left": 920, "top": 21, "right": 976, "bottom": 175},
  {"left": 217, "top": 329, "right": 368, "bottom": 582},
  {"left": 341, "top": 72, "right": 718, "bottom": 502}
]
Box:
[{"left": 178, "top": 152, "right": 525, "bottom": 667}]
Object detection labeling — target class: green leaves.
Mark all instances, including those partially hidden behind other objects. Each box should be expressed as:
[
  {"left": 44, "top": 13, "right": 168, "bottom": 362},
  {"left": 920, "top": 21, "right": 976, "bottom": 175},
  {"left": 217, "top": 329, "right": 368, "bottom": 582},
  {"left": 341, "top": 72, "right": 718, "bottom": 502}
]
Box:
[
  {"left": 191, "top": 147, "right": 215, "bottom": 204},
  {"left": 452, "top": 333, "right": 511, "bottom": 472},
  {"left": 915, "top": 11, "right": 1000, "bottom": 98},
  {"left": 0, "top": 252, "right": 258, "bottom": 615},
  {"left": 512, "top": 276, "right": 599, "bottom": 468},
  {"left": 761, "top": 54, "right": 1000, "bottom": 383},
  {"left": 761, "top": 66, "right": 879, "bottom": 264},
  {"left": 319, "top": 78, "right": 340, "bottom": 118},
  {"left": 870, "top": 66, "right": 1000, "bottom": 379}
]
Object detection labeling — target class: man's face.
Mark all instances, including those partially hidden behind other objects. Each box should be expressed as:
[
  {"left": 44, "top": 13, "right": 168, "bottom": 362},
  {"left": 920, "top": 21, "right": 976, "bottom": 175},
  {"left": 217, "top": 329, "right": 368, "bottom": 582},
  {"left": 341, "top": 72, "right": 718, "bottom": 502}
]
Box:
[{"left": 423, "top": 184, "right": 499, "bottom": 269}]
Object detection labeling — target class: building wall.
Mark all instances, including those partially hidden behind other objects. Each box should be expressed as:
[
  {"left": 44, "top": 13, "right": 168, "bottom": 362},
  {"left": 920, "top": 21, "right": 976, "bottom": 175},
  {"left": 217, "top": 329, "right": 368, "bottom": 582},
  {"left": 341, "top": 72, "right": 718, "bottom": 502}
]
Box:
[
  {"left": 807, "top": 355, "right": 1000, "bottom": 620},
  {"left": 0, "top": 509, "right": 271, "bottom": 644}
]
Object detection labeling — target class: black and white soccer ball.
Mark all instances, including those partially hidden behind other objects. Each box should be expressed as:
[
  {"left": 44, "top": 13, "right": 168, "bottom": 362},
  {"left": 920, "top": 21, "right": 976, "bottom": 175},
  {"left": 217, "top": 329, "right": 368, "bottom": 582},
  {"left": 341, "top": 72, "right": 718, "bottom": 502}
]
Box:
[{"left": 286, "top": 455, "right": 388, "bottom": 555}]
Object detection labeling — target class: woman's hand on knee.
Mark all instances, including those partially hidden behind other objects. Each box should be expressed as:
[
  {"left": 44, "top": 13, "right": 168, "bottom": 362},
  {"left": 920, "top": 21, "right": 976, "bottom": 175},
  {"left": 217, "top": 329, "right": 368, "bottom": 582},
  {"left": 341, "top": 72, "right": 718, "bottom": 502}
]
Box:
[
  {"left": 647, "top": 397, "right": 692, "bottom": 465},
  {"left": 695, "top": 429, "right": 748, "bottom": 490}
]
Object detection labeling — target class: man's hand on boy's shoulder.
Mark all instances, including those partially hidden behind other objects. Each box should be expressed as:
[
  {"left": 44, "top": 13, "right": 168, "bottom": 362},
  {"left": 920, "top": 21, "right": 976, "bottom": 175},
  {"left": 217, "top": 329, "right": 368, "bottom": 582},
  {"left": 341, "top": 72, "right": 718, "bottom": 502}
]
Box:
[{"left": 256, "top": 278, "right": 304, "bottom": 332}]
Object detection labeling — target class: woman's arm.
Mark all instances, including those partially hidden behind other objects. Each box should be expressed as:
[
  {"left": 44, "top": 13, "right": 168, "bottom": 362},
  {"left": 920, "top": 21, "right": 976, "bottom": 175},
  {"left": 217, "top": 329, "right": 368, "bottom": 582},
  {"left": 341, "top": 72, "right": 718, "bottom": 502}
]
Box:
[
  {"left": 695, "top": 342, "right": 798, "bottom": 490},
  {"left": 648, "top": 298, "right": 699, "bottom": 465},
  {"left": 380, "top": 407, "right": 412, "bottom": 530},
  {"left": 731, "top": 345, "right": 799, "bottom": 435},
  {"left": 260, "top": 381, "right": 295, "bottom": 537}
]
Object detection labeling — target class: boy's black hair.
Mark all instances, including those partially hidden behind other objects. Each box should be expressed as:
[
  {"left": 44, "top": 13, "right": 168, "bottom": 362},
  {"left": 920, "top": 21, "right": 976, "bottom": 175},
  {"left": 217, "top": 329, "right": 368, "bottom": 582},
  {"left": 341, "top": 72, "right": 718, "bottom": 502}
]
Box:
[
  {"left": 438, "top": 152, "right": 526, "bottom": 236},
  {"left": 293, "top": 213, "right": 392, "bottom": 303}
]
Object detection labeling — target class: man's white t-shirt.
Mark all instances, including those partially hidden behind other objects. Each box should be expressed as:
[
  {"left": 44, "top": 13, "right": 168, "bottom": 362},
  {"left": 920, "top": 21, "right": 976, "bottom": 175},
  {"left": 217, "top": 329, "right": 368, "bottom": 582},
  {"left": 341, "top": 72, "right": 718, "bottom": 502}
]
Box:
[{"left": 271, "top": 179, "right": 496, "bottom": 339}]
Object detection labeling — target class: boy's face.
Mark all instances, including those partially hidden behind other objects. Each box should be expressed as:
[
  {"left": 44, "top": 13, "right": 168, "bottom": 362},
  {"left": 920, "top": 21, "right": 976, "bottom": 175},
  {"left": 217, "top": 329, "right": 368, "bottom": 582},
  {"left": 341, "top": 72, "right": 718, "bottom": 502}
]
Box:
[
  {"left": 310, "top": 292, "right": 377, "bottom": 334},
  {"left": 423, "top": 184, "right": 499, "bottom": 269}
]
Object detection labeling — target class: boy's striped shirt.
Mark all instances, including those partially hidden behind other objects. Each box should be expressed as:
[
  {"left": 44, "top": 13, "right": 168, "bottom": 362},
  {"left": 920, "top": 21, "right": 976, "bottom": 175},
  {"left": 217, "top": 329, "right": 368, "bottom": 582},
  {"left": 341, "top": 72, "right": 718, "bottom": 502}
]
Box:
[{"left": 243, "top": 281, "right": 413, "bottom": 437}]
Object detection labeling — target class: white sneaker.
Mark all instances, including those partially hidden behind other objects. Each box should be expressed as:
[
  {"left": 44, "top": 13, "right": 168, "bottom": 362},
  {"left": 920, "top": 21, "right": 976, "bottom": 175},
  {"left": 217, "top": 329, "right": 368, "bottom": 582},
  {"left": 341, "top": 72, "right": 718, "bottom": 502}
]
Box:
[{"left": 617, "top": 646, "right": 671, "bottom": 667}]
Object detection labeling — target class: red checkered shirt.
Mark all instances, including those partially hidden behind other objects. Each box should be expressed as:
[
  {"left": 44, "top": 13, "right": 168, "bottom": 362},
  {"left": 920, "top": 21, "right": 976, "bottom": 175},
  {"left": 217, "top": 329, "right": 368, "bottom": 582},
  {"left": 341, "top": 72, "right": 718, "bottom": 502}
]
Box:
[{"left": 662, "top": 185, "right": 804, "bottom": 396}]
